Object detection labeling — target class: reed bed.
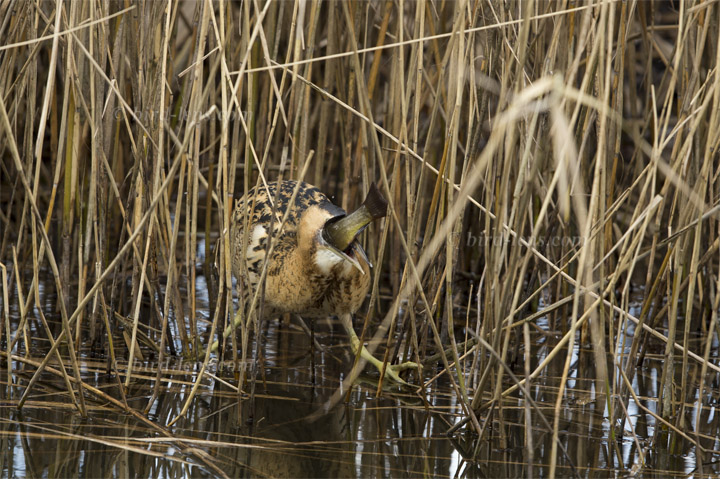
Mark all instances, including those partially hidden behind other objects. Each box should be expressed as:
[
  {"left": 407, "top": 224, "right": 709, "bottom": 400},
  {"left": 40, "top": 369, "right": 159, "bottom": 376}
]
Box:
[{"left": 2, "top": 0, "right": 720, "bottom": 475}]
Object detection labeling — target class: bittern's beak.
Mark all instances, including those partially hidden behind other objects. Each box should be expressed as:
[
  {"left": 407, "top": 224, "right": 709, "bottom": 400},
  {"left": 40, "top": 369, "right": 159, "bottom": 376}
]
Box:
[{"left": 323, "top": 183, "right": 388, "bottom": 274}]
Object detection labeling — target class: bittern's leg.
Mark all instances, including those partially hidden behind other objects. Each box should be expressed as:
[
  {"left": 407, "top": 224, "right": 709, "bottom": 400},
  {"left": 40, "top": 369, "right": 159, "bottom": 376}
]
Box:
[
  {"left": 339, "top": 313, "right": 418, "bottom": 386},
  {"left": 293, "top": 315, "right": 325, "bottom": 352}
]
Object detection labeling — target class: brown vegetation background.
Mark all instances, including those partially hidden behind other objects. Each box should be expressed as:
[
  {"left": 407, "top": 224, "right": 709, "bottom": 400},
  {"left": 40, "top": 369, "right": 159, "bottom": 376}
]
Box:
[{"left": 1, "top": 0, "right": 720, "bottom": 470}]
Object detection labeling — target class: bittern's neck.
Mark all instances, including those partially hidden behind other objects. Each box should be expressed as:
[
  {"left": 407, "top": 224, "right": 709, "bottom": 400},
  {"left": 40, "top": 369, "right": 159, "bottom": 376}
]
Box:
[{"left": 313, "top": 247, "right": 346, "bottom": 276}]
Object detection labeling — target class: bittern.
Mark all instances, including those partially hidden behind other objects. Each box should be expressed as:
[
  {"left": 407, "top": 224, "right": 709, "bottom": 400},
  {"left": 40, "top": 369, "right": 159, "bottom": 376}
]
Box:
[{"left": 231, "top": 180, "right": 416, "bottom": 385}]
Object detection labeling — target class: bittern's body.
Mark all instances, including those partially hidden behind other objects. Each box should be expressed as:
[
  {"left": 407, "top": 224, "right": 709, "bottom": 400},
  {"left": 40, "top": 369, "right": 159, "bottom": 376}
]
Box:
[
  {"left": 230, "top": 180, "right": 414, "bottom": 384},
  {"left": 232, "top": 180, "right": 370, "bottom": 317}
]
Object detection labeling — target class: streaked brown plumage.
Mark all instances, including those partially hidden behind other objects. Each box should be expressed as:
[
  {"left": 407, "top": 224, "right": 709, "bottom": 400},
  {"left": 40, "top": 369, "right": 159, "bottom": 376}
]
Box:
[
  {"left": 230, "top": 180, "right": 415, "bottom": 384},
  {"left": 231, "top": 180, "right": 371, "bottom": 317}
]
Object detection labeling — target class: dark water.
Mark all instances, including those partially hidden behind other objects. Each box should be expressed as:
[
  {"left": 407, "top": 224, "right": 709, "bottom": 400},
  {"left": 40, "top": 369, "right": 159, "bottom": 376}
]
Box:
[
  {"left": 2, "top": 320, "right": 467, "bottom": 478},
  {"left": 2, "top": 272, "right": 719, "bottom": 478}
]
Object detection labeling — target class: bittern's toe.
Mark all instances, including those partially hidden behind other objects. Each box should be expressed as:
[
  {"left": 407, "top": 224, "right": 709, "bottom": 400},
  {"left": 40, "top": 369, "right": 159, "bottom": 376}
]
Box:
[{"left": 378, "top": 361, "right": 419, "bottom": 387}]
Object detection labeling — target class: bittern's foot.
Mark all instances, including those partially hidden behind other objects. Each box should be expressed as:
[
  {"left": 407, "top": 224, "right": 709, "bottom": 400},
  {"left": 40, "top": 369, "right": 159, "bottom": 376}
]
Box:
[
  {"left": 339, "top": 313, "right": 419, "bottom": 386},
  {"left": 349, "top": 334, "right": 419, "bottom": 386}
]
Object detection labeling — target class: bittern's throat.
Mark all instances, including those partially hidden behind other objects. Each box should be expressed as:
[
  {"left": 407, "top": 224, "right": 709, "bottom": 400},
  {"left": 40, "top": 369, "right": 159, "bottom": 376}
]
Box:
[{"left": 322, "top": 183, "right": 388, "bottom": 273}]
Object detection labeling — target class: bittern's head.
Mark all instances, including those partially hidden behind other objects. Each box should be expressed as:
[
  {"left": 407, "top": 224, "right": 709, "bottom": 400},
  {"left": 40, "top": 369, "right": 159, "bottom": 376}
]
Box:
[{"left": 298, "top": 183, "right": 388, "bottom": 276}]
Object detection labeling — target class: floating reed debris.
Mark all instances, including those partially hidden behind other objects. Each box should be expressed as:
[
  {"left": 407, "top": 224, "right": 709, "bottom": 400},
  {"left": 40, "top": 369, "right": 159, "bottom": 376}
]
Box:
[{"left": 2, "top": 1, "right": 720, "bottom": 475}]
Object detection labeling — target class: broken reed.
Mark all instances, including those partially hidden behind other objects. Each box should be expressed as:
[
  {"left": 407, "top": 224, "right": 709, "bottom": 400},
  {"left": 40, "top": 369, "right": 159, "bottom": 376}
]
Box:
[{"left": 1, "top": 0, "right": 719, "bottom": 467}]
